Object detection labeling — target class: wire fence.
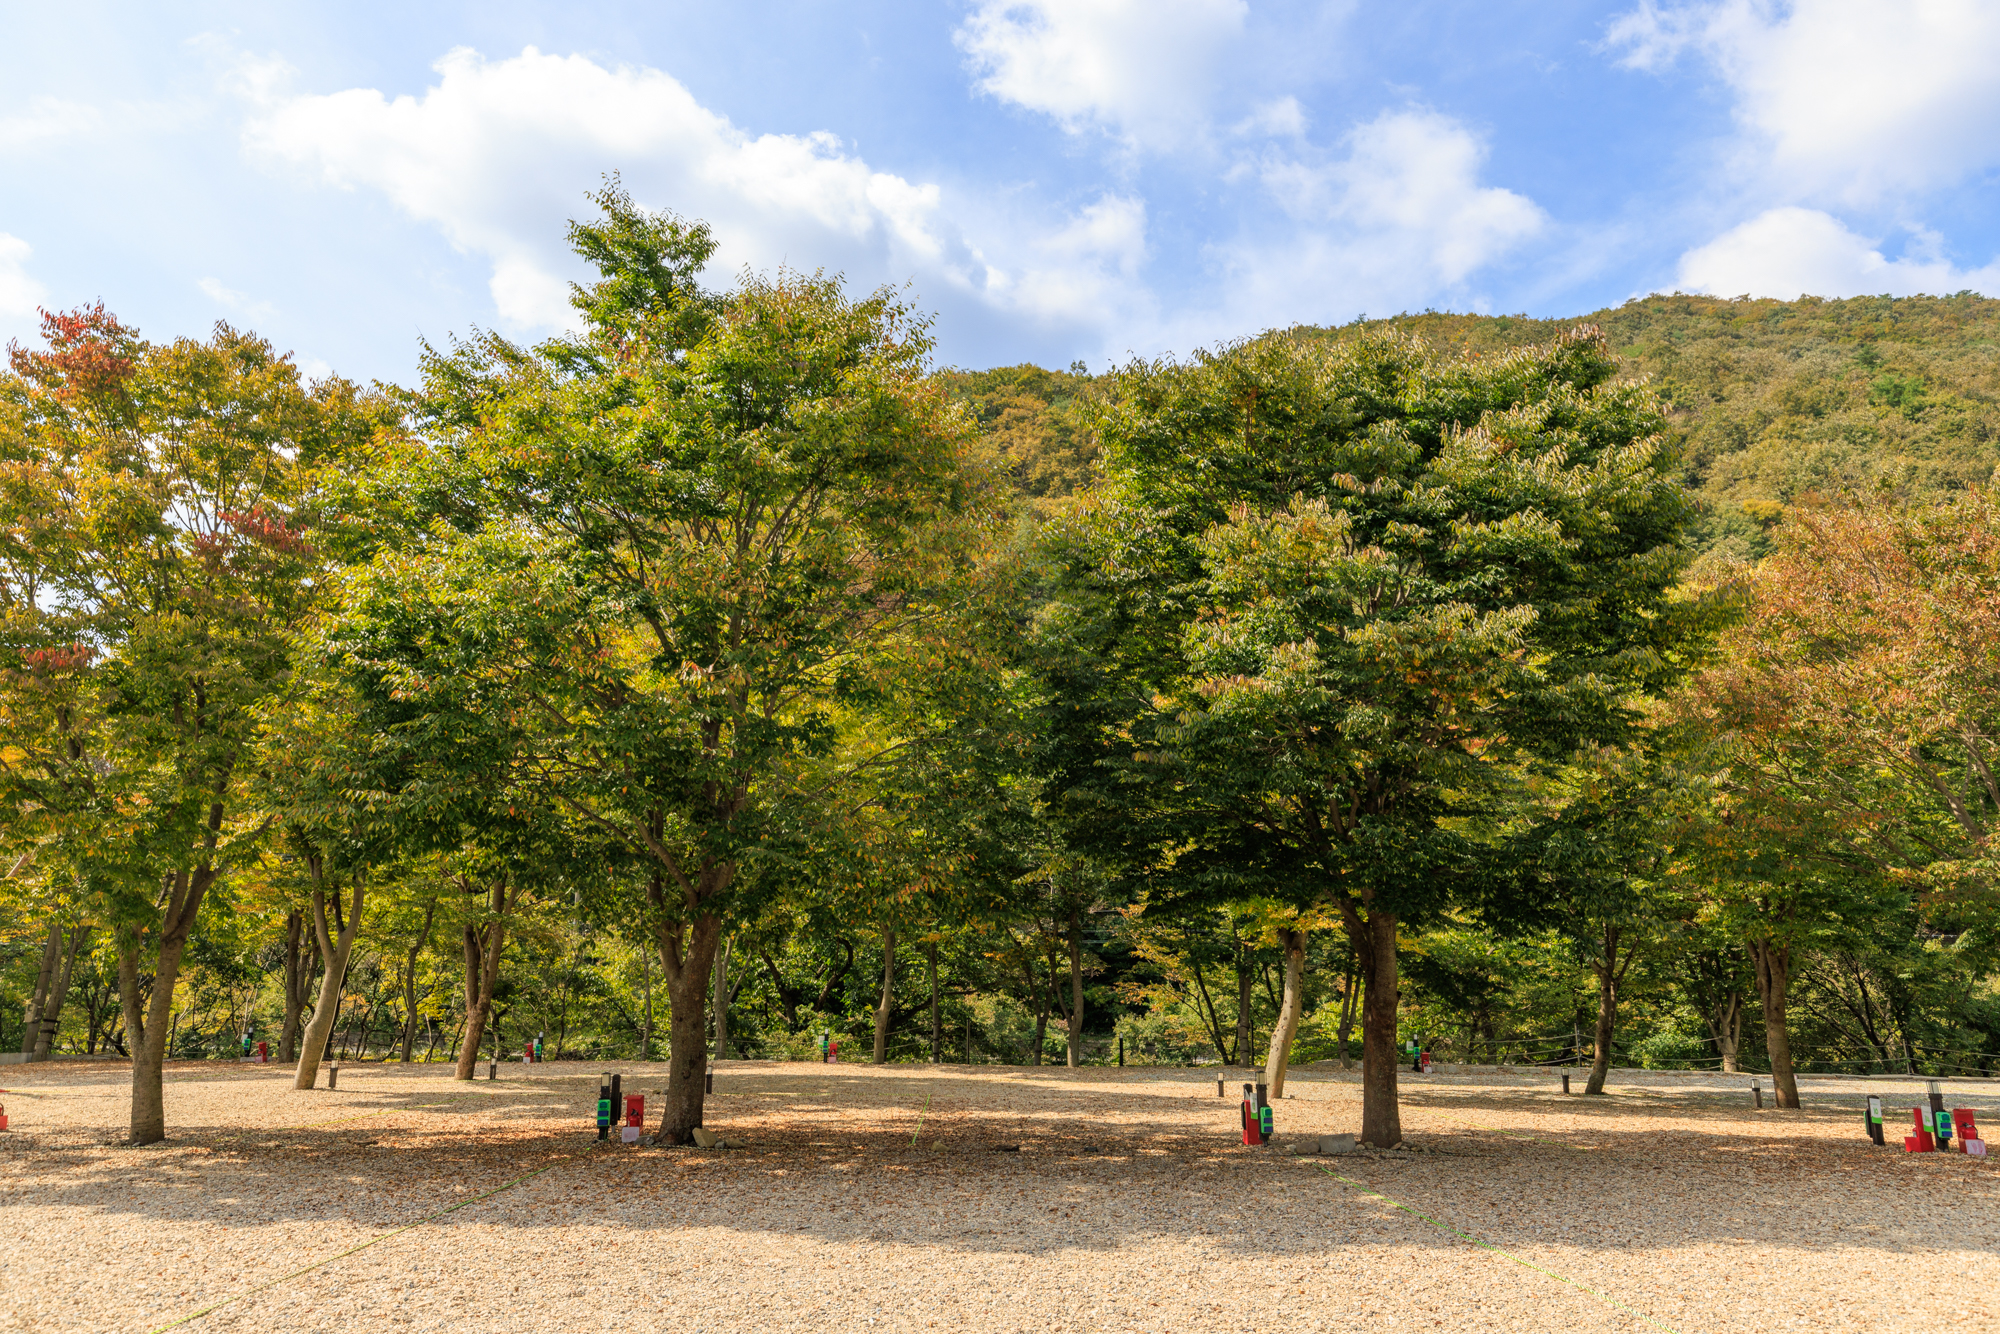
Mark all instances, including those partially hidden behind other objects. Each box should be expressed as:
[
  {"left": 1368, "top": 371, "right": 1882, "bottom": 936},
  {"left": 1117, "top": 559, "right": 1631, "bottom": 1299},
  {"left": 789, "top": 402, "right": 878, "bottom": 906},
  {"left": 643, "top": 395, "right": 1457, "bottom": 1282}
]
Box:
[{"left": 1412, "top": 1026, "right": 2000, "bottom": 1079}]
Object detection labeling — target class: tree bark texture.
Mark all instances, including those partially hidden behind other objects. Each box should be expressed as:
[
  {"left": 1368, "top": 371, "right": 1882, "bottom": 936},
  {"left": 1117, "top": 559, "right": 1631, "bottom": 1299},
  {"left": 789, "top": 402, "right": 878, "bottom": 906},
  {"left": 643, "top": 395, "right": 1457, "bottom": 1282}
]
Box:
[
  {"left": 1336, "top": 948, "right": 1360, "bottom": 1072},
  {"left": 22, "top": 924, "right": 59, "bottom": 1055},
  {"left": 1585, "top": 923, "right": 1640, "bottom": 1096},
  {"left": 1263, "top": 928, "right": 1306, "bottom": 1098},
  {"left": 451, "top": 879, "right": 509, "bottom": 1081},
  {"left": 708, "top": 936, "right": 732, "bottom": 1056},
  {"left": 1065, "top": 910, "right": 1083, "bottom": 1068},
  {"left": 653, "top": 904, "right": 723, "bottom": 1143},
  {"left": 32, "top": 925, "right": 85, "bottom": 1061},
  {"left": 1709, "top": 991, "right": 1743, "bottom": 1074},
  {"left": 398, "top": 897, "right": 437, "bottom": 1062},
  {"left": 1342, "top": 904, "right": 1402, "bottom": 1148},
  {"left": 1749, "top": 937, "right": 1801, "bottom": 1107},
  {"left": 873, "top": 927, "right": 896, "bottom": 1064},
  {"left": 926, "top": 941, "right": 940, "bottom": 1063},
  {"left": 1234, "top": 936, "right": 1254, "bottom": 1068},
  {"left": 122, "top": 858, "right": 221, "bottom": 1144},
  {"left": 294, "top": 868, "right": 366, "bottom": 1090},
  {"left": 278, "top": 910, "right": 315, "bottom": 1063}
]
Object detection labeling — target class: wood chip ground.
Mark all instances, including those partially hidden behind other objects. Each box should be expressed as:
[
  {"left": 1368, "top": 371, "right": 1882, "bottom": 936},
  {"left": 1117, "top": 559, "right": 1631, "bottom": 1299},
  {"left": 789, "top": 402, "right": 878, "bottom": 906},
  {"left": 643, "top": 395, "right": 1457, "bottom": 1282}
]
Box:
[{"left": 1, "top": 1060, "right": 1994, "bottom": 1332}]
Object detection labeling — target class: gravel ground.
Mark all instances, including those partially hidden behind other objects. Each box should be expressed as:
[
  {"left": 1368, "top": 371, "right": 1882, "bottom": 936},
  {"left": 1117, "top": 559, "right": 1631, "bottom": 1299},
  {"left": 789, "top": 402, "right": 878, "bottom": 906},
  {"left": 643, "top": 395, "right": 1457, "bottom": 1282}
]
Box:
[{"left": 1, "top": 1059, "right": 1996, "bottom": 1333}]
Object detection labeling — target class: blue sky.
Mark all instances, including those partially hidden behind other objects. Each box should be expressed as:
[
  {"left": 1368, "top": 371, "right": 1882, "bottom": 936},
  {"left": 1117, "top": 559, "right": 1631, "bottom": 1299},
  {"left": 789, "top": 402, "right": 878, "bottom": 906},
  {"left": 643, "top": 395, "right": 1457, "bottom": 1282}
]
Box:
[{"left": 6, "top": 2, "right": 2000, "bottom": 384}]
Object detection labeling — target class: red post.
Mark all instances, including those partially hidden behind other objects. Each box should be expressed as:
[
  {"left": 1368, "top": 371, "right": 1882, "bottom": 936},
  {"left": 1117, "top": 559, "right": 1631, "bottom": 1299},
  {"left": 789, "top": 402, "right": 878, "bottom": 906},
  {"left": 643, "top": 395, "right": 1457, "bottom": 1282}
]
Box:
[{"left": 1240, "top": 1083, "right": 1263, "bottom": 1146}]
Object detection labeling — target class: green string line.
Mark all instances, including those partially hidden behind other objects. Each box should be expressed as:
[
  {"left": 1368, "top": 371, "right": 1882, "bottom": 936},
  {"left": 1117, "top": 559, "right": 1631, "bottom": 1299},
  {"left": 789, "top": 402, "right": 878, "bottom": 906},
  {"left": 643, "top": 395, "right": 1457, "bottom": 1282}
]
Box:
[
  {"left": 1315, "top": 1165, "right": 1679, "bottom": 1334},
  {"left": 910, "top": 1093, "right": 932, "bottom": 1146},
  {"left": 148, "top": 1145, "right": 602, "bottom": 1333}
]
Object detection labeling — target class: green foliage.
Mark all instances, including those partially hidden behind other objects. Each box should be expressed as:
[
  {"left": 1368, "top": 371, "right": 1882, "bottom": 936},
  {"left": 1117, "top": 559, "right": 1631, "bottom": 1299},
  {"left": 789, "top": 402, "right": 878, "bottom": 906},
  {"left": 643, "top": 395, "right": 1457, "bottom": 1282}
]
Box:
[
  {"left": 1292, "top": 294, "right": 2000, "bottom": 565},
  {"left": 935, "top": 363, "right": 1098, "bottom": 506}
]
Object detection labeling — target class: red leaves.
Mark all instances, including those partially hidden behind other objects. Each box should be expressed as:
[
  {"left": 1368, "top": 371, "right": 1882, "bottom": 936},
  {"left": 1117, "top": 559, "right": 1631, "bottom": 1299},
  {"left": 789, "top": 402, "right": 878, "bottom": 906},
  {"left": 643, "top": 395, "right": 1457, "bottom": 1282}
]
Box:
[
  {"left": 6, "top": 302, "right": 138, "bottom": 401},
  {"left": 218, "top": 506, "right": 311, "bottom": 556},
  {"left": 16, "top": 644, "right": 93, "bottom": 675}
]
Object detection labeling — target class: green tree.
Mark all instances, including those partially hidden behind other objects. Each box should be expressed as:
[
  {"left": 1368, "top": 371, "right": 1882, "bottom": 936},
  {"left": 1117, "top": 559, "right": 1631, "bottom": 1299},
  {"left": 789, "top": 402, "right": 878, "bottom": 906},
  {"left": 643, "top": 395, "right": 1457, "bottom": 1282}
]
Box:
[
  {"left": 1080, "top": 328, "right": 1702, "bottom": 1145},
  {"left": 325, "top": 187, "right": 1002, "bottom": 1139},
  {"left": 0, "top": 306, "right": 366, "bottom": 1142}
]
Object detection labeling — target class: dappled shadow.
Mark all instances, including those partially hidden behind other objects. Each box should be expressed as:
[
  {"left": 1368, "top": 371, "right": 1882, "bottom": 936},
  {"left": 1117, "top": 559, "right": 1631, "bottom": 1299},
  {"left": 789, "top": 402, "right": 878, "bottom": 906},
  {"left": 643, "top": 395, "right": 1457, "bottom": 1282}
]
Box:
[
  {"left": 10, "top": 1061, "right": 2000, "bottom": 1334},
  {"left": 5, "top": 1058, "right": 1994, "bottom": 1265}
]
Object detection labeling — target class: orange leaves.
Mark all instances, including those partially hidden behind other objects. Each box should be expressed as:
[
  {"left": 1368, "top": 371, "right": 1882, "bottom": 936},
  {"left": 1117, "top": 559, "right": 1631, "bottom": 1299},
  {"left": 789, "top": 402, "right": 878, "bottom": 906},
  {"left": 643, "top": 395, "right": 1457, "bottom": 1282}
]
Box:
[
  {"left": 6, "top": 302, "right": 138, "bottom": 401},
  {"left": 16, "top": 645, "right": 93, "bottom": 676},
  {"left": 218, "top": 506, "right": 312, "bottom": 556}
]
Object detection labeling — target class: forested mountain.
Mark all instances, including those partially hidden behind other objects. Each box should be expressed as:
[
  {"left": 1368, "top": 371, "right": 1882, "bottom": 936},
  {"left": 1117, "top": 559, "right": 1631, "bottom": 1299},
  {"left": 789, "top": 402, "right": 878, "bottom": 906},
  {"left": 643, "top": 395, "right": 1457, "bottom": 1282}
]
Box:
[
  {"left": 933, "top": 363, "right": 1096, "bottom": 508},
  {"left": 951, "top": 294, "right": 2000, "bottom": 561},
  {"left": 1308, "top": 294, "right": 2000, "bottom": 563}
]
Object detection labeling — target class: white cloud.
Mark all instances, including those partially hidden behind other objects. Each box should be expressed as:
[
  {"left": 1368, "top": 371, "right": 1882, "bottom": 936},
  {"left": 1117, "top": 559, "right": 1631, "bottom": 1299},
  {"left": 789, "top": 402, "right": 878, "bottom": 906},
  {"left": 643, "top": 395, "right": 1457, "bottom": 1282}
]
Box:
[
  {"left": 1607, "top": 0, "right": 2000, "bottom": 202},
  {"left": 1250, "top": 109, "right": 1546, "bottom": 288},
  {"left": 1233, "top": 96, "right": 1307, "bottom": 140},
  {"left": 1675, "top": 206, "right": 2000, "bottom": 298},
  {"left": 0, "top": 97, "right": 103, "bottom": 151},
  {"left": 0, "top": 234, "right": 48, "bottom": 321},
  {"left": 955, "top": 0, "right": 1248, "bottom": 149},
  {"left": 237, "top": 45, "right": 1150, "bottom": 348},
  {"left": 198, "top": 276, "right": 275, "bottom": 320},
  {"left": 241, "top": 46, "right": 983, "bottom": 329},
  {"left": 1134, "top": 109, "right": 1544, "bottom": 349},
  {"left": 1003, "top": 195, "right": 1152, "bottom": 326}
]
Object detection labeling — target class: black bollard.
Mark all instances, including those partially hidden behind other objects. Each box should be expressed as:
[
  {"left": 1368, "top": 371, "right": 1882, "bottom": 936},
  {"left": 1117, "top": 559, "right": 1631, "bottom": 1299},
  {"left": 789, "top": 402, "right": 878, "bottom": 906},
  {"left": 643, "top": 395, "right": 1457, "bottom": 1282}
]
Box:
[
  {"left": 705, "top": 1068, "right": 714, "bottom": 1095},
  {"left": 487, "top": 1060, "right": 496, "bottom": 1080},
  {"left": 1867, "top": 1095, "right": 1885, "bottom": 1145},
  {"left": 1929, "top": 1083, "right": 1950, "bottom": 1148},
  {"left": 1561, "top": 1074, "right": 1570, "bottom": 1095},
  {"left": 1752, "top": 1083, "right": 1763, "bottom": 1109},
  {"left": 609, "top": 1072, "right": 622, "bottom": 1127},
  {"left": 1118, "top": 1036, "right": 1125, "bottom": 1068},
  {"left": 1217, "top": 1077, "right": 1225, "bottom": 1097},
  {"left": 328, "top": 1062, "right": 338, "bottom": 1090}
]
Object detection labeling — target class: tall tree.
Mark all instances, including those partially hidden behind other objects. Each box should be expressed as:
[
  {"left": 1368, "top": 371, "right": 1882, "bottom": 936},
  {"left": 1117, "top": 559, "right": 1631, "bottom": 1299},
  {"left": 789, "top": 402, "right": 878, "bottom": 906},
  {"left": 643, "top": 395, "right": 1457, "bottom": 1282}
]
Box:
[
  {"left": 325, "top": 187, "right": 1001, "bottom": 1139},
  {"left": 1074, "top": 328, "right": 1702, "bottom": 1145},
  {"left": 0, "top": 306, "right": 365, "bottom": 1142},
  {"left": 1684, "top": 494, "right": 2000, "bottom": 1103}
]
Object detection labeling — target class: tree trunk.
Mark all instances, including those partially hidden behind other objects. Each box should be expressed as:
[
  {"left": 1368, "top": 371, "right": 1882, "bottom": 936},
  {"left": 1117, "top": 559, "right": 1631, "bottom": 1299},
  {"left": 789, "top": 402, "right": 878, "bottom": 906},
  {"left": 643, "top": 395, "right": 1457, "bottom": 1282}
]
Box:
[
  {"left": 1234, "top": 935, "right": 1254, "bottom": 1068},
  {"left": 1031, "top": 1007, "right": 1046, "bottom": 1065},
  {"left": 1341, "top": 903, "right": 1401, "bottom": 1148},
  {"left": 278, "top": 910, "right": 314, "bottom": 1063},
  {"left": 654, "top": 907, "right": 723, "bottom": 1143},
  {"left": 33, "top": 926, "right": 85, "bottom": 1061},
  {"left": 1336, "top": 947, "right": 1360, "bottom": 1072},
  {"left": 451, "top": 879, "right": 509, "bottom": 1081},
  {"left": 22, "top": 923, "right": 59, "bottom": 1056},
  {"left": 1709, "top": 991, "right": 1743, "bottom": 1073},
  {"left": 926, "top": 941, "right": 940, "bottom": 1063},
  {"left": 1065, "top": 909, "right": 1083, "bottom": 1068},
  {"left": 873, "top": 927, "right": 895, "bottom": 1064},
  {"left": 713, "top": 934, "right": 732, "bottom": 1061},
  {"left": 1749, "top": 937, "right": 1800, "bottom": 1107},
  {"left": 123, "top": 860, "right": 220, "bottom": 1145},
  {"left": 398, "top": 898, "right": 437, "bottom": 1062},
  {"left": 1263, "top": 928, "right": 1306, "bottom": 1098},
  {"left": 294, "top": 869, "right": 366, "bottom": 1090},
  {"left": 1585, "top": 924, "right": 1620, "bottom": 1096}
]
